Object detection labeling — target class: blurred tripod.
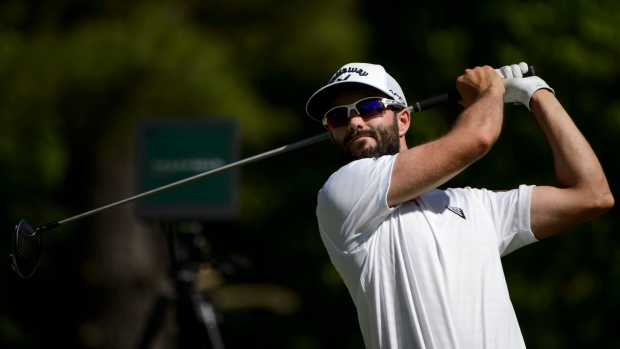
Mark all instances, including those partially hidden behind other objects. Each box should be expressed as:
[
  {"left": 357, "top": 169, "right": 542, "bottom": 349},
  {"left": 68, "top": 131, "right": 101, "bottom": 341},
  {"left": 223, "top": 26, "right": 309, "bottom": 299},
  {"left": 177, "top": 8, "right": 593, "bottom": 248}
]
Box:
[{"left": 135, "top": 221, "right": 225, "bottom": 349}]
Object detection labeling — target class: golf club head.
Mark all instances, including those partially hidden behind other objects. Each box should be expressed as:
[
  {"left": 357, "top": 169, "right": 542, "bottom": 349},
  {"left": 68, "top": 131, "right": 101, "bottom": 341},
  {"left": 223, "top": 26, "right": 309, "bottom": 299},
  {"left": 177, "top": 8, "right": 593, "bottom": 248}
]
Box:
[{"left": 11, "top": 219, "right": 42, "bottom": 279}]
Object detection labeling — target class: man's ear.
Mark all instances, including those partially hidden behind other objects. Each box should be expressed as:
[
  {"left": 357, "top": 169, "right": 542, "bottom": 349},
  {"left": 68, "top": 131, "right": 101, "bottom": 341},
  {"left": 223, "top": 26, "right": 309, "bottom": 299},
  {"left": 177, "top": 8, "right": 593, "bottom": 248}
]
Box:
[{"left": 397, "top": 108, "right": 411, "bottom": 136}]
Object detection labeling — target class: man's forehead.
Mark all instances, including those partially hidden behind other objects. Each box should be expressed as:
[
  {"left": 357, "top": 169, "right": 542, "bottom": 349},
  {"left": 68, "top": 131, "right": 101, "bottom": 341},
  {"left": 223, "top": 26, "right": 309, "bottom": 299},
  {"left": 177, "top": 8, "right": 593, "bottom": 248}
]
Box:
[{"left": 329, "top": 88, "right": 389, "bottom": 107}]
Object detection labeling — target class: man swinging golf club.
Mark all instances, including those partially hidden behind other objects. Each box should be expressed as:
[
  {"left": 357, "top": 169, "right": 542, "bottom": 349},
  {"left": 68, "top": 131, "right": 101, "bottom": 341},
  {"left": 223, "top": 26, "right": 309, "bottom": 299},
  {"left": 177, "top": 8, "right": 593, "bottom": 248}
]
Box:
[{"left": 306, "top": 62, "right": 614, "bottom": 348}]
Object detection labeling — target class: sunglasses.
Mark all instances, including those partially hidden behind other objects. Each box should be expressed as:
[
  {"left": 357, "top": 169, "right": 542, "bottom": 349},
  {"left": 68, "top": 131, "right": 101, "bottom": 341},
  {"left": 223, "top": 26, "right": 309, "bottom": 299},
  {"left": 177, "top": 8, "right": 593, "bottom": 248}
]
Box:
[{"left": 322, "top": 97, "right": 406, "bottom": 130}]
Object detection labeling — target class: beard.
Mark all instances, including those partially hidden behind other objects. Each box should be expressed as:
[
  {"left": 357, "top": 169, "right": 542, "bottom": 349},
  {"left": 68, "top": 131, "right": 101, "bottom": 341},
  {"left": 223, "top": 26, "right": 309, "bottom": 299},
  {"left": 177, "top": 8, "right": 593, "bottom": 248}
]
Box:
[{"left": 334, "top": 113, "right": 401, "bottom": 164}]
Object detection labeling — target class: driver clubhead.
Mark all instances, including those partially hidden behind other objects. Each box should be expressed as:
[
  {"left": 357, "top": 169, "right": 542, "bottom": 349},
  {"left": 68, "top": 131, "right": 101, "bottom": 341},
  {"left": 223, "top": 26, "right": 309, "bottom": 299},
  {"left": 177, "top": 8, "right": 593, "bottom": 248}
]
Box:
[{"left": 11, "top": 219, "right": 42, "bottom": 279}]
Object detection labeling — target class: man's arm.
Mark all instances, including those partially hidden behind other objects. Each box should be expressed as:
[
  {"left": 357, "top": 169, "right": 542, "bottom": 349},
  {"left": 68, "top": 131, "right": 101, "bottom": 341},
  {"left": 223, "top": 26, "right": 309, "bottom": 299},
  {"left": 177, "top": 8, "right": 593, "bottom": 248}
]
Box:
[
  {"left": 388, "top": 66, "right": 505, "bottom": 207},
  {"left": 529, "top": 89, "right": 614, "bottom": 239}
]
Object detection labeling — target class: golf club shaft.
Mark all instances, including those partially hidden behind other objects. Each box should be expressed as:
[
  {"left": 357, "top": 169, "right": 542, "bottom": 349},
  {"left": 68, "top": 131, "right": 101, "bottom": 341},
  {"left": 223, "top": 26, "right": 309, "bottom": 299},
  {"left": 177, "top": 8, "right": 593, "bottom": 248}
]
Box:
[{"left": 55, "top": 131, "right": 331, "bottom": 226}]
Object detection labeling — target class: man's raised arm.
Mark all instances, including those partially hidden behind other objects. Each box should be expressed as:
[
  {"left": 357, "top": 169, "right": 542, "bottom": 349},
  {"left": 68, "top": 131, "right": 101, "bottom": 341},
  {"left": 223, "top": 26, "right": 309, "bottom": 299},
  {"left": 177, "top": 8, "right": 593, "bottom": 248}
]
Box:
[
  {"left": 528, "top": 89, "right": 613, "bottom": 238},
  {"left": 497, "top": 63, "right": 614, "bottom": 239}
]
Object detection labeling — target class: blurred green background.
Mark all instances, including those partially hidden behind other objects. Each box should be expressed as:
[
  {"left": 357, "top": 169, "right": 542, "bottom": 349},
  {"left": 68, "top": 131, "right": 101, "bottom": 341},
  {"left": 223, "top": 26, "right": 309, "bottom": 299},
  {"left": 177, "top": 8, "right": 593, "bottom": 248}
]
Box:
[{"left": 1, "top": 0, "right": 619, "bottom": 348}]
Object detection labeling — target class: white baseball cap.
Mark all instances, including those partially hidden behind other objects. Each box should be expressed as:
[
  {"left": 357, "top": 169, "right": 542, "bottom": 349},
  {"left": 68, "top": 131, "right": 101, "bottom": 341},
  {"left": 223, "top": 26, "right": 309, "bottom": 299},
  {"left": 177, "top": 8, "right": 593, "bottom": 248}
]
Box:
[{"left": 306, "top": 62, "right": 408, "bottom": 122}]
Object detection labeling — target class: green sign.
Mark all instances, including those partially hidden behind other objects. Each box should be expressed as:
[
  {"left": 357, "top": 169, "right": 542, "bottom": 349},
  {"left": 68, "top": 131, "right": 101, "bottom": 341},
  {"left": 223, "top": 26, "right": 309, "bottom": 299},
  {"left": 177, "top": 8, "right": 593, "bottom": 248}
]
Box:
[{"left": 135, "top": 119, "right": 239, "bottom": 221}]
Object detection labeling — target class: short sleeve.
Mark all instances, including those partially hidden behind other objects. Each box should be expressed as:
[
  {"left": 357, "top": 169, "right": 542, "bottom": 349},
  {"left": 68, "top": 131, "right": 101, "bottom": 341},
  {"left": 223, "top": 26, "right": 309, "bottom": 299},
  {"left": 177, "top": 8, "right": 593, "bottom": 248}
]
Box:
[{"left": 481, "top": 184, "right": 539, "bottom": 256}]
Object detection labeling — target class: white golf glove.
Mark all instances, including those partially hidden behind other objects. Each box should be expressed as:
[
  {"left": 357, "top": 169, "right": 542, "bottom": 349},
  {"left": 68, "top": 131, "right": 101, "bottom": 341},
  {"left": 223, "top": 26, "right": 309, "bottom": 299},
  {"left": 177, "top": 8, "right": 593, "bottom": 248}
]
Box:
[{"left": 495, "top": 62, "right": 555, "bottom": 111}]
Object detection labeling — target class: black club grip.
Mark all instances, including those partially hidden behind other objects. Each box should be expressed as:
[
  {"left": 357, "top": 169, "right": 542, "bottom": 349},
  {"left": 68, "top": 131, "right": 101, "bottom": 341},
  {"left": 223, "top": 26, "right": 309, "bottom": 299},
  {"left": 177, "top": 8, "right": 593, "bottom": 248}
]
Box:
[{"left": 410, "top": 65, "right": 536, "bottom": 113}]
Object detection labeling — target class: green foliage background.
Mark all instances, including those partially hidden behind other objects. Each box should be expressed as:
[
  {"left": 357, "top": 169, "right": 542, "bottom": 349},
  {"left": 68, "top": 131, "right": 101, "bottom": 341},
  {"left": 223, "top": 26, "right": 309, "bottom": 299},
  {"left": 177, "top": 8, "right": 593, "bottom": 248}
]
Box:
[{"left": 1, "top": 0, "right": 618, "bottom": 348}]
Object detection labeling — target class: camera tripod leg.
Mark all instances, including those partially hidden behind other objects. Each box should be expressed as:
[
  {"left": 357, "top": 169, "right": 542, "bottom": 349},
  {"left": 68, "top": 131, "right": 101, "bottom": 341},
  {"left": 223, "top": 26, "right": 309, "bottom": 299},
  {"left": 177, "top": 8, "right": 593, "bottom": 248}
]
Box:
[
  {"left": 135, "top": 293, "right": 173, "bottom": 349},
  {"left": 137, "top": 221, "right": 228, "bottom": 349},
  {"left": 191, "top": 291, "right": 225, "bottom": 349}
]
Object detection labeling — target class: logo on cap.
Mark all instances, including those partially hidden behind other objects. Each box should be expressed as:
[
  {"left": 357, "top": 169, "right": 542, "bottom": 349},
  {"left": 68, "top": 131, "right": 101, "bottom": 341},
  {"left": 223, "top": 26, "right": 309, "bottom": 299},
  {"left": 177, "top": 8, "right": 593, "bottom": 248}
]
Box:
[{"left": 328, "top": 67, "right": 369, "bottom": 84}]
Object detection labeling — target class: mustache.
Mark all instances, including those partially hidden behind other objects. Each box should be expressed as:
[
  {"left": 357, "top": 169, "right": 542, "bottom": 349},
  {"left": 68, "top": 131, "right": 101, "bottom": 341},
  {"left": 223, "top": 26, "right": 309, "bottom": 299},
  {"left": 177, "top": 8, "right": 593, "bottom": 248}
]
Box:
[{"left": 343, "top": 129, "right": 378, "bottom": 146}]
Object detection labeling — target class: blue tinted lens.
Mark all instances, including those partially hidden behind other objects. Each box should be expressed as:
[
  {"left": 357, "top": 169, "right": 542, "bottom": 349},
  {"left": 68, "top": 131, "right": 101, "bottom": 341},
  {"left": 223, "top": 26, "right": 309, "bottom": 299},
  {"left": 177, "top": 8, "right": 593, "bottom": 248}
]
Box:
[
  {"left": 324, "top": 98, "right": 387, "bottom": 130},
  {"left": 356, "top": 99, "right": 385, "bottom": 115}
]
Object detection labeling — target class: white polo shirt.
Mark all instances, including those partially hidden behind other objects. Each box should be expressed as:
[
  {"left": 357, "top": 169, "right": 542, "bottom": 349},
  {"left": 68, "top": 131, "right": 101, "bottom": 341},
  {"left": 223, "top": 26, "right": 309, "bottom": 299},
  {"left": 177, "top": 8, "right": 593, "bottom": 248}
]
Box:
[{"left": 316, "top": 155, "right": 538, "bottom": 349}]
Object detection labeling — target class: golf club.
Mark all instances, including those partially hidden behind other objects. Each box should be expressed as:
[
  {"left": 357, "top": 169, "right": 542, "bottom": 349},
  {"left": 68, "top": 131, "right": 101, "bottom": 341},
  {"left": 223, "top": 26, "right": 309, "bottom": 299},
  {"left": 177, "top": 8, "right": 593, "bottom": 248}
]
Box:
[{"left": 11, "top": 65, "right": 536, "bottom": 279}]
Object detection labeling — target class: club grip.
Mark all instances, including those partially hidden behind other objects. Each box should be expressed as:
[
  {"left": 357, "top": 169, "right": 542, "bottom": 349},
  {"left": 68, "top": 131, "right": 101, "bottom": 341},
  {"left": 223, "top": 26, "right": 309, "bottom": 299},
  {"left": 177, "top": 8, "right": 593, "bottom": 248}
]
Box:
[
  {"left": 524, "top": 65, "right": 536, "bottom": 77},
  {"left": 409, "top": 65, "right": 536, "bottom": 112},
  {"left": 410, "top": 90, "right": 461, "bottom": 113}
]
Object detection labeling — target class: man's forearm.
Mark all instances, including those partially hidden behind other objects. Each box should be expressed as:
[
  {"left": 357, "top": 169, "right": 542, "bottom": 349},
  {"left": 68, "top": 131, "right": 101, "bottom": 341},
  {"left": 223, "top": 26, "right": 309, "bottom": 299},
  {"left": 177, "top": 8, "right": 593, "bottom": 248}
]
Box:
[{"left": 452, "top": 86, "right": 505, "bottom": 148}]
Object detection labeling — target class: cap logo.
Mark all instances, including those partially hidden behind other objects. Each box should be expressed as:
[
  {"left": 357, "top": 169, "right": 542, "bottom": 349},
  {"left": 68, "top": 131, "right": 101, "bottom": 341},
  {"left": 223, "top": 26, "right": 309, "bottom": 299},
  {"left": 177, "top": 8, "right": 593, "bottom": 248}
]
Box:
[{"left": 328, "top": 67, "right": 369, "bottom": 84}]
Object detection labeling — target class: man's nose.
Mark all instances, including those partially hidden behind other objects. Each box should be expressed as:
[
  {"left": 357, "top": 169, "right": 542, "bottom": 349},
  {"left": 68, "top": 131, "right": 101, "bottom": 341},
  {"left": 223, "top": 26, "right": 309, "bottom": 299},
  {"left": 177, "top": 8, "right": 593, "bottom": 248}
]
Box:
[{"left": 348, "top": 109, "right": 364, "bottom": 128}]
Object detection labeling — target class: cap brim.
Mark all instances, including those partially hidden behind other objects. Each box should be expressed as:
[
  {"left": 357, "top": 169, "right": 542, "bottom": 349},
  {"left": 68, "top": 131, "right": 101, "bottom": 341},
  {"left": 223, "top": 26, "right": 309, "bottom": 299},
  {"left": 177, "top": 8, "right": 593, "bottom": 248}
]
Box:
[{"left": 305, "top": 81, "right": 390, "bottom": 122}]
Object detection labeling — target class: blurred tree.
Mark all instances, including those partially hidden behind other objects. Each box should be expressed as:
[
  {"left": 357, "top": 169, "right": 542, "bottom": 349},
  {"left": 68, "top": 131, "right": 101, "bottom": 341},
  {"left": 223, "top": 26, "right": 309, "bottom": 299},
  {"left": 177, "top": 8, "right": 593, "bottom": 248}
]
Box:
[
  {"left": 1, "top": 0, "right": 618, "bottom": 348},
  {"left": 0, "top": 0, "right": 369, "bottom": 348}
]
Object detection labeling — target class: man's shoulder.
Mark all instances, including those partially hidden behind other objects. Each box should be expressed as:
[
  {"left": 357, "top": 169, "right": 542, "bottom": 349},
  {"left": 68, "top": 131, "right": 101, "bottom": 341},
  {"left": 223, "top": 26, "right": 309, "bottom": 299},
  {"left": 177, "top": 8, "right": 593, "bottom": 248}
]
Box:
[
  {"left": 340, "top": 155, "right": 396, "bottom": 169},
  {"left": 320, "top": 155, "right": 397, "bottom": 197}
]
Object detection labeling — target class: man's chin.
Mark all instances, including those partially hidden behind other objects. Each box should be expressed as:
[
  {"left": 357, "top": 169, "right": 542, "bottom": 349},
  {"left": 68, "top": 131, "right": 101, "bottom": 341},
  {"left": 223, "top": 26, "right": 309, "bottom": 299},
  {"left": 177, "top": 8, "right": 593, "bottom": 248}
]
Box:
[
  {"left": 344, "top": 147, "right": 379, "bottom": 163},
  {"left": 347, "top": 137, "right": 376, "bottom": 151}
]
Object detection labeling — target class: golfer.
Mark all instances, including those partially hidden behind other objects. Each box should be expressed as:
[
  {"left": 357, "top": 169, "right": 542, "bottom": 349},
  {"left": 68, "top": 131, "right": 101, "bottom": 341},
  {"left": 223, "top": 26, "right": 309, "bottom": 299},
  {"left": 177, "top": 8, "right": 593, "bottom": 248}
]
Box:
[{"left": 305, "top": 62, "right": 613, "bottom": 348}]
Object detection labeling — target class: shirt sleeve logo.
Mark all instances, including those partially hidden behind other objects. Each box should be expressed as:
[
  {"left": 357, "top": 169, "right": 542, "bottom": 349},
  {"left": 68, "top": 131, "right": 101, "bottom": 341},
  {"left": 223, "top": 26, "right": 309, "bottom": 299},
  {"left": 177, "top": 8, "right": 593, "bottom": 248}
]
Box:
[{"left": 446, "top": 205, "right": 466, "bottom": 220}]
